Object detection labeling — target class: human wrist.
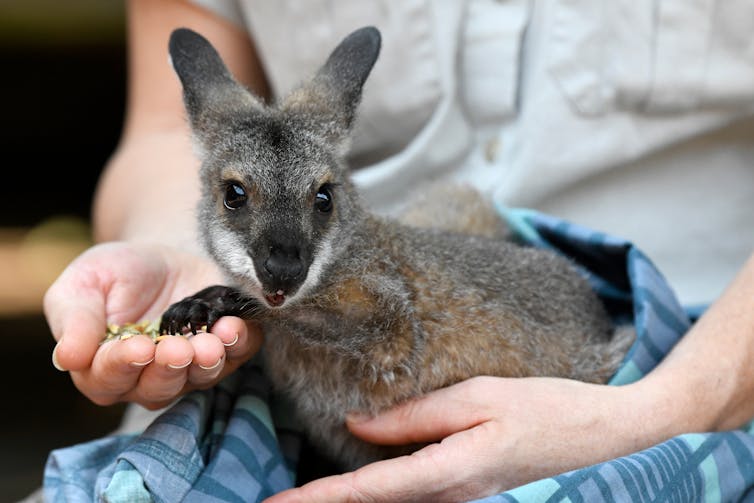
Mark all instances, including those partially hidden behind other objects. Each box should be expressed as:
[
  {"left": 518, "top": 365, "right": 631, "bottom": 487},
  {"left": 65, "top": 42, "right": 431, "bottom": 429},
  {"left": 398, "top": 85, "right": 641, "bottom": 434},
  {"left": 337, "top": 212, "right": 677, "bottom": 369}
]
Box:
[
  {"left": 588, "top": 381, "right": 673, "bottom": 458},
  {"left": 627, "top": 353, "right": 726, "bottom": 438},
  {"left": 600, "top": 371, "right": 712, "bottom": 460}
]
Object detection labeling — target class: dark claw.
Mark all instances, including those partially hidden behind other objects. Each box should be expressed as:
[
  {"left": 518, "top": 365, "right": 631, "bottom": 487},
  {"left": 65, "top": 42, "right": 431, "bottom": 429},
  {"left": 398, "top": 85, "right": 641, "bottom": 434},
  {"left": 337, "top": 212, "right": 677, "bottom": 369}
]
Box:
[
  {"left": 192, "top": 301, "right": 212, "bottom": 334},
  {"left": 161, "top": 297, "right": 207, "bottom": 335}
]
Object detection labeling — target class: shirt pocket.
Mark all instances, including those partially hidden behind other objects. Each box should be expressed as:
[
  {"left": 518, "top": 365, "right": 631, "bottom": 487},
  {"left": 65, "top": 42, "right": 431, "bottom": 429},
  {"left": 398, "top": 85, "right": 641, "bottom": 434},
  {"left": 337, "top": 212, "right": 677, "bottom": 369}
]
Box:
[
  {"left": 459, "top": 0, "right": 531, "bottom": 125},
  {"left": 546, "top": 0, "right": 754, "bottom": 116}
]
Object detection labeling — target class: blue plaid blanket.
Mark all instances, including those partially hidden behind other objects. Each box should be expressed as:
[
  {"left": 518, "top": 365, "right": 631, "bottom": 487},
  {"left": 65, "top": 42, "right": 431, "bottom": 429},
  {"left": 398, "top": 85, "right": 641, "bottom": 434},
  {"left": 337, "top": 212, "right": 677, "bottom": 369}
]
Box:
[{"left": 44, "top": 209, "right": 754, "bottom": 502}]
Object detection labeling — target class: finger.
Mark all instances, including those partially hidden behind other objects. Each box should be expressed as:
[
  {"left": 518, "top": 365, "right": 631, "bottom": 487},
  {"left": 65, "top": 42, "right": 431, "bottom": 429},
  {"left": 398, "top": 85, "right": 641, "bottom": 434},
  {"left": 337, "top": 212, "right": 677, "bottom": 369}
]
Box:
[
  {"left": 211, "top": 316, "right": 264, "bottom": 362},
  {"left": 346, "top": 377, "right": 495, "bottom": 445},
  {"left": 70, "top": 334, "right": 157, "bottom": 405},
  {"left": 128, "top": 335, "right": 195, "bottom": 407},
  {"left": 45, "top": 280, "right": 107, "bottom": 372},
  {"left": 186, "top": 332, "right": 226, "bottom": 387},
  {"left": 185, "top": 318, "right": 263, "bottom": 391},
  {"left": 265, "top": 423, "right": 504, "bottom": 503}
]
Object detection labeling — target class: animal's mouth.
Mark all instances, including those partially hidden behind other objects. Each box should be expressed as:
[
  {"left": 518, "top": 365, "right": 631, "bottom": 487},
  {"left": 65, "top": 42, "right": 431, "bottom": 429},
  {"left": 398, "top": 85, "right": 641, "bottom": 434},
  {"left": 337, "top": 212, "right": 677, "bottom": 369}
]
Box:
[{"left": 264, "top": 290, "right": 287, "bottom": 307}]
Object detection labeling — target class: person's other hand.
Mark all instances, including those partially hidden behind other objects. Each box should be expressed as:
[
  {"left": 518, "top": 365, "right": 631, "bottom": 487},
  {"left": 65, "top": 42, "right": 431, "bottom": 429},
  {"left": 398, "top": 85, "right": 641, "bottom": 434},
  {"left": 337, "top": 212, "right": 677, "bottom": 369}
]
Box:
[
  {"left": 266, "top": 375, "right": 680, "bottom": 503},
  {"left": 45, "top": 241, "right": 262, "bottom": 409}
]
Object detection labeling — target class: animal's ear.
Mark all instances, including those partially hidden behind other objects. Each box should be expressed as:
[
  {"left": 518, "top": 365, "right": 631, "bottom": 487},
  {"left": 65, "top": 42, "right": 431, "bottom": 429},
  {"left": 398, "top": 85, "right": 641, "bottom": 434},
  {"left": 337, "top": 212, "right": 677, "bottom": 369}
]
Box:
[
  {"left": 169, "top": 28, "right": 261, "bottom": 130},
  {"left": 283, "top": 26, "right": 381, "bottom": 147}
]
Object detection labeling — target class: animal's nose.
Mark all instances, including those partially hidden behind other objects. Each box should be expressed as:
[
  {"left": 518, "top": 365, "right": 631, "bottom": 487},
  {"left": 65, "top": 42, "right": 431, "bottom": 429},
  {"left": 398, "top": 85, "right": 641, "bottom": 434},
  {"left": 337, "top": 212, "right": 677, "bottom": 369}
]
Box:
[{"left": 264, "top": 246, "right": 304, "bottom": 282}]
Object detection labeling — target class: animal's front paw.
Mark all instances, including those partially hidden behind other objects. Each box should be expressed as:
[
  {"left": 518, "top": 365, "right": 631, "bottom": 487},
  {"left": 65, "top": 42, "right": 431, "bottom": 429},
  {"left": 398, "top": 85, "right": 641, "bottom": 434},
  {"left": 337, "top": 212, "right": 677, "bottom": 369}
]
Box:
[
  {"left": 160, "top": 285, "right": 252, "bottom": 335},
  {"left": 161, "top": 295, "right": 218, "bottom": 335}
]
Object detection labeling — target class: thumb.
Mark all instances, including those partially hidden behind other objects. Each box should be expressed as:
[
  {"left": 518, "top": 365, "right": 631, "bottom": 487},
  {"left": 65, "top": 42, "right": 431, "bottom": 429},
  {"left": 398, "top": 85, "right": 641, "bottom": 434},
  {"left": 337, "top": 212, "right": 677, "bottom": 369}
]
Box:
[
  {"left": 346, "top": 377, "right": 495, "bottom": 445},
  {"left": 44, "top": 267, "right": 108, "bottom": 372}
]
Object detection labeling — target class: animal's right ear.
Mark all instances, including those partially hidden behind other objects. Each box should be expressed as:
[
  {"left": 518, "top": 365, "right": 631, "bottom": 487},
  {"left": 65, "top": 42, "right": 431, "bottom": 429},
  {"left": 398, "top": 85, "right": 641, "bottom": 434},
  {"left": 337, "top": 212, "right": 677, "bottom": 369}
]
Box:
[{"left": 168, "top": 28, "right": 261, "bottom": 129}]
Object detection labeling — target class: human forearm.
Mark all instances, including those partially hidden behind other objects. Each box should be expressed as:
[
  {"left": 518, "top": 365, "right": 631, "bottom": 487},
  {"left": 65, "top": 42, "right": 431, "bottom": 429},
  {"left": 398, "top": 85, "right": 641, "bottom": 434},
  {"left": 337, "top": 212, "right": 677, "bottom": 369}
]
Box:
[
  {"left": 93, "top": 129, "right": 201, "bottom": 246},
  {"left": 636, "top": 252, "right": 754, "bottom": 433}
]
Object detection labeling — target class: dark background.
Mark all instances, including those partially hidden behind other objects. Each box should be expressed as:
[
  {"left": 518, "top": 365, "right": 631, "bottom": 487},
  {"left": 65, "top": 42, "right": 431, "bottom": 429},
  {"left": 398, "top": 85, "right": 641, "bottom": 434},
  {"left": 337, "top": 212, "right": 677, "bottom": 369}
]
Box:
[{"left": 1, "top": 2, "right": 129, "bottom": 499}]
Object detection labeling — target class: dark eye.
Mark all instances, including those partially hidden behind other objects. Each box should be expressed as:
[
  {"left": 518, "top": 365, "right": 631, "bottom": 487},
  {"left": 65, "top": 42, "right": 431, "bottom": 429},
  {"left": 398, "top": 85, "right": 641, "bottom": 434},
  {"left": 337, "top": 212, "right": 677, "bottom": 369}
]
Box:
[
  {"left": 223, "top": 183, "right": 247, "bottom": 210},
  {"left": 314, "top": 185, "right": 333, "bottom": 213}
]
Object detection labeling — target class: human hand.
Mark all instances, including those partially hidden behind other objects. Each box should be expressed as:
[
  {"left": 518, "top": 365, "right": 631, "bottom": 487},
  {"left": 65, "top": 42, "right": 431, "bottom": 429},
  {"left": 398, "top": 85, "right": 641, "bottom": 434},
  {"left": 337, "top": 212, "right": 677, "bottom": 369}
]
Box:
[
  {"left": 266, "top": 375, "right": 682, "bottom": 503},
  {"left": 45, "top": 241, "right": 263, "bottom": 409}
]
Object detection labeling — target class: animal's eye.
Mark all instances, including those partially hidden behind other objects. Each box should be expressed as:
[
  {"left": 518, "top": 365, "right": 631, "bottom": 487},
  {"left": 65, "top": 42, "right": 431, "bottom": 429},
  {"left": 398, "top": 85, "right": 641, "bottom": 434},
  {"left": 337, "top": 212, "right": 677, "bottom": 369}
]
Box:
[
  {"left": 315, "top": 185, "right": 333, "bottom": 213},
  {"left": 223, "top": 183, "right": 247, "bottom": 210}
]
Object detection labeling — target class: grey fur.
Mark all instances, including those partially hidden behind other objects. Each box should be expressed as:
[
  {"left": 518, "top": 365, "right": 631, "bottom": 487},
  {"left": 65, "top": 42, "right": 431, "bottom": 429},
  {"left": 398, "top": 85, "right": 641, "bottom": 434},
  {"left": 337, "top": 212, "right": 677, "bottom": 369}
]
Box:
[{"left": 167, "top": 27, "right": 633, "bottom": 470}]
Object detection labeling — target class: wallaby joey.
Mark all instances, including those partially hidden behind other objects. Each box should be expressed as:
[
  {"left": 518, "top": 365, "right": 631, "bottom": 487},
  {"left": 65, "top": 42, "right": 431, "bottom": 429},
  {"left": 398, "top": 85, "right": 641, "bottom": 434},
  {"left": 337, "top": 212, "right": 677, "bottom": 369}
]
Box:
[{"left": 163, "top": 26, "right": 633, "bottom": 470}]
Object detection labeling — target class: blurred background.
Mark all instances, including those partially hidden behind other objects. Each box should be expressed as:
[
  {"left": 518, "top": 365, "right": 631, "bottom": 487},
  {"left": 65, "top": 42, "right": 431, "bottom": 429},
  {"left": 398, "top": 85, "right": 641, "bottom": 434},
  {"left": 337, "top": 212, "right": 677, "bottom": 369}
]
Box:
[{"left": 1, "top": 1, "right": 128, "bottom": 499}]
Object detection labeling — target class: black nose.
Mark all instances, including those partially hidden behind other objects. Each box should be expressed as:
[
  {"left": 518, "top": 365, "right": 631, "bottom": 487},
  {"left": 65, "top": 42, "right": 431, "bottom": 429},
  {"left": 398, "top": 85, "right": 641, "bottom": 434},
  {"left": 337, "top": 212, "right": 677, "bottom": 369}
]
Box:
[{"left": 264, "top": 247, "right": 304, "bottom": 282}]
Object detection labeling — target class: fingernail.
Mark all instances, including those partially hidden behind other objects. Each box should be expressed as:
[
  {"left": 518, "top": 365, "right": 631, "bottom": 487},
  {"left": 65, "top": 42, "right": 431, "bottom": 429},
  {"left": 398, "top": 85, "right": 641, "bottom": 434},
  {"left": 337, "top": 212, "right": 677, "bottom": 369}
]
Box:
[
  {"left": 223, "top": 332, "right": 239, "bottom": 347},
  {"left": 199, "top": 357, "right": 224, "bottom": 371},
  {"left": 167, "top": 359, "right": 192, "bottom": 370},
  {"left": 345, "top": 411, "right": 371, "bottom": 424},
  {"left": 52, "top": 344, "right": 66, "bottom": 372},
  {"left": 129, "top": 357, "right": 155, "bottom": 368}
]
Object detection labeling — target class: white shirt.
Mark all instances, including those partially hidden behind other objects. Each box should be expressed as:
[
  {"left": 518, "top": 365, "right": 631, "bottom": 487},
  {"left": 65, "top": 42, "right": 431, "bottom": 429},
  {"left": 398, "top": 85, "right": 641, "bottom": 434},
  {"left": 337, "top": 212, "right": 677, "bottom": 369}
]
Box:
[{"left": 192, "top": 0, "right": 754, "bottom": 305}]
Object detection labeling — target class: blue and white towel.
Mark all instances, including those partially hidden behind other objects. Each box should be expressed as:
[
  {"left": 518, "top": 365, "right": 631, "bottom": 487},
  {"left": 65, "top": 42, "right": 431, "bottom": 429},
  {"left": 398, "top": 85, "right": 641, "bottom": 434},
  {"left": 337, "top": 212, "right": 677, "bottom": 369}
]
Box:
[{"left": 44, "top": 209, "right": 754, "bottom": 502}]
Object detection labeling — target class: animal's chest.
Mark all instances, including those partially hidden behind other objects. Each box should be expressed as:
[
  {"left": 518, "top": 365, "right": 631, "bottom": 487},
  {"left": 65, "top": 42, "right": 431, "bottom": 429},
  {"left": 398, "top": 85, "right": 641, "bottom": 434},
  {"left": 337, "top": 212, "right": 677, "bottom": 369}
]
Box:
[
  {"left": 261, "top": 324, "right": 369, "bottom": 420},
  {"left": 260, "top": 304, "right": 424, "bottom": 419}
]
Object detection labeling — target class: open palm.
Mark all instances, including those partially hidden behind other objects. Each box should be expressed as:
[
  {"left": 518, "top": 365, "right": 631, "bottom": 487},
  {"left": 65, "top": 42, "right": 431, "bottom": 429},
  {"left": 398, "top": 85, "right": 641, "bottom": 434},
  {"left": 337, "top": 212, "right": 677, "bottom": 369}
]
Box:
[{"left": 45, "top": 241, "right": 262, "bottom": 409}]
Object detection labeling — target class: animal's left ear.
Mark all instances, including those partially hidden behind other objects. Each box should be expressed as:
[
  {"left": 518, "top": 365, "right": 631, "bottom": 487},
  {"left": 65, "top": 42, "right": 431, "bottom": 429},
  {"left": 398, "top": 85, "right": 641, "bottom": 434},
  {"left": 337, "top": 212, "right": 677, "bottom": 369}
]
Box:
[{"left": 282, "top": 26, "right": 381, "bottom": 148}]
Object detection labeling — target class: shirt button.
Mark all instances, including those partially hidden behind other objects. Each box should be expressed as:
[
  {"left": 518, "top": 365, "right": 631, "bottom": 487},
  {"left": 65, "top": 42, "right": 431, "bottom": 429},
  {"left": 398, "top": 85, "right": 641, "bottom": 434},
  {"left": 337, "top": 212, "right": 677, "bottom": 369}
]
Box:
[{"left": 485, "top": 137, "right": 501, "bottom": 163}]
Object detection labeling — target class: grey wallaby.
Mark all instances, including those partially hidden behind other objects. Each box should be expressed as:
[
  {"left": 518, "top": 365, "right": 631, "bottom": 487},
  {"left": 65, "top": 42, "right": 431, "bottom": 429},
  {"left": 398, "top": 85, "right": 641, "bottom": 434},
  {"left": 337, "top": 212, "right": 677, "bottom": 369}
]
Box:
[{"left": 163, "top": 26, "right": 633, "bottom": 470}]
